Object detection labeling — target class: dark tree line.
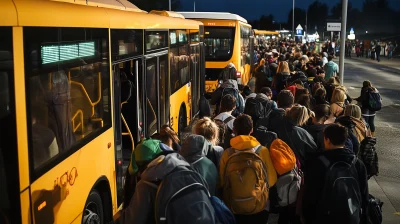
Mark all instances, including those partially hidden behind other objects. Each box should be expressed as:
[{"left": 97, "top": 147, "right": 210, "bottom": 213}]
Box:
[
  {"left": 128, "top": 0, "right": 181, "bottom": 12},
  {"left": 250, "top": 0, "right": 400, "bottom": 35}
]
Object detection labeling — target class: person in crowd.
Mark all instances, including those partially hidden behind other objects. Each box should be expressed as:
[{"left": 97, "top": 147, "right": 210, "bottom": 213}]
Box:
[
  {"left": 210, "top": 78, "right": 243, "bottom": 116},
  {"left": 326, "top": 88, "right": 347, "bottom": 124},
  {"left": 272, "top": 61, "right": 291, "bottom": 93},
  {"left": 193, "top": 117, "right": 224, "bottom": 169},
  {"left": 296, "top": 94, "right": 312, "bottom": 110},
  {"left": 259, "top": 87, "right": 278, "bottom": 109},
  {"left": 321, "top": 52, "right": 328, "bottom": 67},
  {"left": 255, "top": 59, "right": 270, "bottom": 93},
  {"left": 180, "top": 134, "right": 218, "bottom": 196},
  {"left": 305, "top": 104, "right": 330, "bottom": 150},
  {"left": 324, "top": 77, "right": 340, "bottom": 102},
  {"left": 355, "top": 80, "right": 380, "bottom": 137},
  {"left": 214, "top": 94, "right": 236, "bottom": 149},
  {"left": 313, "top": 88, "right": 329, "bottom": 106},
  {"left": 302, "top": 124, "right": 369, "bottom": 224},
  {"left": 375, "top": 42, "right": 381, "bottom": 62},
  {"left": 219, "top": 114, "right": 277, "bottom": 224},
  {"left": 323, "top": 55, "right": 339, "bottom": 81},
  {"left": 344, "top": 104, "right": 372, "bottom": 143},
  {"left": 152, "top": 125, "right": 180, "bottom": 151},
  {"left": 218, "top": 62, "right": 237, "bottom": 82}
]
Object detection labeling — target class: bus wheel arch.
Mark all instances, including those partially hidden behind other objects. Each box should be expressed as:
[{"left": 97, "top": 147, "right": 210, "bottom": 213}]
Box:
[
  {"left": 178, "top": 103, "right": 187, "bottom": 139},
  {"left": 82, "top": 176, "right": 112, "bottom": 224}
]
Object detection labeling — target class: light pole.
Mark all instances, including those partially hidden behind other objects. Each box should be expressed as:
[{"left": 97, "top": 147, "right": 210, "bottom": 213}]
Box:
[
  {"left": 292, "top": 0, "right": 295, "bottom": 38},
  {"left": 169, "top": 0, "right": 171, "bottom": 11},
  {"left": 339, "top": 0, "right": 348, "bottom": 84}
]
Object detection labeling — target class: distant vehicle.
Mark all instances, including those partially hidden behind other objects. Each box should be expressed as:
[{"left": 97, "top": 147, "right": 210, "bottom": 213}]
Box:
[{"left": 178, "top": 12, "right": 255, "bottom": 91}]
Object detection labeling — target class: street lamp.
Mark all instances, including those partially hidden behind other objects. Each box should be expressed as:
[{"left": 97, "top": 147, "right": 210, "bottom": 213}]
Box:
[
  {"left": 292, "top": 0, "right": 295, "bottom": 38},
  {"left": 169, "top": 0, "right": 171, "bottom": 11}
]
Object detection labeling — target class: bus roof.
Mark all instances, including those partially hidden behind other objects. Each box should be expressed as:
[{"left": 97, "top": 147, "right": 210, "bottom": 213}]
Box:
[
  {"left": 253, "top": 29, "right": 279, "bottom": 35},
  {"left": 177, "top": 12, "right": 248, "bottom": 24},
  {"left": 1, "top": 0, "right": 202, "bottom": 29},
  {"left": 150, "top": 10, "right": 185, "bottom": 19}
]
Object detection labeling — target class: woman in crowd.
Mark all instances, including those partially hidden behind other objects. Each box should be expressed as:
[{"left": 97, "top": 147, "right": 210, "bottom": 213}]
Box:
[{"left": 356, "top": 80, "right": 380, "bottom": 136}]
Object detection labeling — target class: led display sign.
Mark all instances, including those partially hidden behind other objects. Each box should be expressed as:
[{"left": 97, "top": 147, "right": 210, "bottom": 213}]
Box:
[{"left": 41, "top": 41, "right": 95, "bottom": 64}]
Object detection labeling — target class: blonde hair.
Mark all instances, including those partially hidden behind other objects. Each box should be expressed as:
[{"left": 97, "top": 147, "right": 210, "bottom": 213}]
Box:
[
  {"left": 286, "top": 104, "right": 310, "bottom": 126},
  {"left": 344, "top": 104, "right": 362, "bottom": 119},
  {"left": 277, "top": 61, "right": 290, "bottom": 73},
  {"left": 331, "top": 88, "right": 346, "bottom": 104},
  {"left": 193, "top": 117, "right": 219, "bottom": 145}
]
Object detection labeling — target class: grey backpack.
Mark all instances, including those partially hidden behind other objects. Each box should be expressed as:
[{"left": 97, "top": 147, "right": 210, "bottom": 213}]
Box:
[
  {"left": 153, "top": 166, "right": 216, "bottom": 224},
  {"left": 270, "top": 165, "right": 302, "bottom": 209}
]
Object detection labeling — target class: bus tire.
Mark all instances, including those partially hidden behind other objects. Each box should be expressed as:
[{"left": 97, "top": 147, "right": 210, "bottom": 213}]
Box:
[
  {"left": 178, "top": 105, "right": 187, "bottom": 140},
  {"left": 82, "top": 190, "right": 103, "bottom": 224}
]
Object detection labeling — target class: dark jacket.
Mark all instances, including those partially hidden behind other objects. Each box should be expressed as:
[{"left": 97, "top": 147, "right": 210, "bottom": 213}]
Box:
[
  {"left": 356, "top": 87, "right": 377, "bottom": 115},
  {"left": 335, "top": 116, "right": 360, "bottom": 155},
  {"left": 180, "top": 135, "right": 218, "bottom": 196},
  {"left": 302, "top": 148, "right": 369, "bottom": 224},
  {"left": 210, "top": 79, "right": 243, "bottom": 115},
  {"left": 254, "top": 71, "right": 270, "bottom": 93},
  {"left": 304, "top": 124, "right": 327, "bottom": 151}
]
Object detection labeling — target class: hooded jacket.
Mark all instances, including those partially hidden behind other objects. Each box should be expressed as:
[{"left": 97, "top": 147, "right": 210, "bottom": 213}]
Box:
[
  {"left": 323, "top": 61, "right": 339, "bottom": 81},
  {"left": 210, "top": 79, "right": 243, "bottom": 115},
  {"left": 219, "top": 135, "right": 277, "bottom": 193},
  {"left": 117, "top": 153, "right": 190, "bottom": 224},
  {"left": 302, "top": 148, "right": 369, "bottom": 224},
  {"left": 305, "top": 123, "right": 327, "bottom": 151},
  {"left": 180, "top": 135, "right": 218, "bottom": 196}
]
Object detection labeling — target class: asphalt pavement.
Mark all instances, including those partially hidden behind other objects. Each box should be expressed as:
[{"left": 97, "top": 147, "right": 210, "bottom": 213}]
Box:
[{"left": 341, "top": 56, "right": 400, "bottom": 224}]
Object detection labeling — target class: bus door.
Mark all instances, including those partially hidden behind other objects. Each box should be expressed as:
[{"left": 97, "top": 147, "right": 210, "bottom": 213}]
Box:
[
  {"left": 190, "top": 43, "right": 201, "bottom": 117},
  {"left": 144, "top": 52, "right": 169, "bottom": 137},
  {"left": 112, "top": 57, "right": 144, "bottom": 206}
]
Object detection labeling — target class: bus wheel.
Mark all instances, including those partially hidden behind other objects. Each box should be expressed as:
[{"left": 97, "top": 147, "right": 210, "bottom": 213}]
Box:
[
  {"left": 82, "top": 190, "right": 103, "bottom": 224},
  {"left": 178, "top": 106, "right": 187, "bottom": 140}
]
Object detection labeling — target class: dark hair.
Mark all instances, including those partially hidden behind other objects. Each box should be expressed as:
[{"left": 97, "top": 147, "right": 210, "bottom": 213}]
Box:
[
  {"left": 363, "top": 80, "right": 372, "bottom": 88},
  {"left": 277, "top": 90, "right": 294, "bottom": 109},
  {"left": 324, "top": 124, "right": 348, "bottom": 146},
  {"left": 242, "top": 86, "right": 252, "bottom": 97},
  {"left": 260, "top": 87, "right": 272, "bottom": 96},
  {"left": 328, "top": 55, "right": 334, "bottom": 61},
  {"left": 296, "top": 94, "right": 311, "bottom": 109},
  {"left": 313, "top": 104, "right": 330, "bottom": 121},
  {"left": 314, "top": 88, "right": 326, "bottom": 98},
  {"left": 233, "top": 114, "right": 253, "bottom": 136},
  {"left": 219, "top": 94, "right": 236, "bottom": 113}
]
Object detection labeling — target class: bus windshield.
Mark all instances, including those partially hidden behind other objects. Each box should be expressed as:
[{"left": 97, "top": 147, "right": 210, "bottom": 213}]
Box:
[{"left": 204, "top": 27, "right": 235, "bottom": 61}]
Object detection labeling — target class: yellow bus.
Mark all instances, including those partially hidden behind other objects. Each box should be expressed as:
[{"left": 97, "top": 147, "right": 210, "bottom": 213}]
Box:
[
  {"left": 178, "top": 12, "right": 254, "bottom": 92},
  {"left": 253, "top": 29, "right": 280, "bottom": 47},
  {"left": 0, "top": 0, "right": 204, "bottom": 223}
]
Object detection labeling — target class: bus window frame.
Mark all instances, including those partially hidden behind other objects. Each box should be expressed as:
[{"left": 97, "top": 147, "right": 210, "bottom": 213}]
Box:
[
  {"left": 203, "top": 26, "right": 235, "bottom": 62},
  {"left": 110, "top": 29, "right": 143, "bottom": 63},
  {"left": 23, "top": 27, "right": 112, "bottom": 181},
  {"left": 144, "top": 30, "right": 168, "bottom": 54},
  {"left": 169, "top": 29, "right": 190, "bottom": 94}
]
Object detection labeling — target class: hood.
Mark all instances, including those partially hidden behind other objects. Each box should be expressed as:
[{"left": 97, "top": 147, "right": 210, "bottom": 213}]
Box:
[
  {"left": 227, "top": 62, "right": 236, "bottom": 69},
  {"left": 179, "top": 134, "right": 210, "bottom": 163},
  {"left": 230, "top": 135, "right": 260, "bottom": 151},
  {"left": 129, "top": 139, "right": 163, "bottom": 175},
  {"left": 221, "top": 79, "right": 238, "bottom": 89},
  {"left": 325, "top": 61, "right": 336, "bottom": 68},
  {"left": 140, "top": 153, "right": 190, "bottom": 182},
  {"left": 255, "top": 93, "right": 269, "bottom": 102},
  {"left": 246, "top": 93, "right": 257, "bottom": 100},
  {"left": 270, "top": 139, "right": 296, "bottom": 175},
  {"left": 335, "top": 116, "right": 356, "bottom": 128}
]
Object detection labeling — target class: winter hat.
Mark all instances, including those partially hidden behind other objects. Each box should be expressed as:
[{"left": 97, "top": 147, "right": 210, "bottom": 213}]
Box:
[{"left": 128, "top": 138, "right": 163, "bottom": 175}]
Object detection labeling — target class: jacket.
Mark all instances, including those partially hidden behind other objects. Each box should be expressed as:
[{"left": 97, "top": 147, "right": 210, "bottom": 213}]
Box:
[
  {"left": 219, "top": 135, "right": 277, "bottom": 191},
  {"left": 323, "top": 61, "right": 339, "bottom": 81},
  {"left": 335, "top": 116, "right": 361, "bottom": 155},
  {"left": 304, "top": 124, "right": 327, "bottom": 151},
  {"left": 210, "top": 79, "right": 243, "bottom": 115},
  {"left": 117, "top": 153, "right": 190, "bottom": 224},
  {"left": 356, "top": 87, "right": 378, "bottom": 116},
  {"left": 302, "top": 148, "right": 369, "bottom": 224},
  {"left": 180, "top": 135, "right": 218, "bottom": 196}
]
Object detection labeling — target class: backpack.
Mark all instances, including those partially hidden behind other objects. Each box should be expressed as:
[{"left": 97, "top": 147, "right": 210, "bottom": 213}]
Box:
[
  {"left": 359, "top": 137, "right": 379, "bottom": 178},
  {"left": 269, "top": 139, "right": 302, "bottom": 209},
  {"left": 368, "top": 194, "right": 383, "bottom": 224},
  {"left": 244, "top": 98, "right": 273, "bottom": 125},
  {"left": 317, "top": 155, "right": 362, "bottom": 223},
  {"left": 219, "top": 66, "right": 237, "bottom": 81},
  {"left": 210, "top": 196, "right": 236, "bottom": 224},
  {"left": 367, "top": 90, "right": 382, "bottom": 111},
  {"left": 150, "top": 166, "right": 217, "bottom": 224},
  {"left": 214, "top": 116, "right": 234, "bottom": 149},
  {"left": 252, "top": 125, "right": 277, "bottom": 148},
  {"left": 221, "top": 87, "right": 244, "bottom": 115},
  {"left": 222, "top": 146, "right": 269, "bottom": 215}
]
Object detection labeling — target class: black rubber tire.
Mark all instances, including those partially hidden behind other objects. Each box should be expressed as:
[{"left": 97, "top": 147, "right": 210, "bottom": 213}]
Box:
[{"left": 82, "top": 190, "right": 104, "bottom": 224}]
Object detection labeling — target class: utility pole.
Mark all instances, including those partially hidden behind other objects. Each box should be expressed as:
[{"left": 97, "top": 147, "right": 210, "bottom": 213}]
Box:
[
  {"left": 305, "top": 10, "right": 308, "bottom": 38},
  {"left": 169, "top": 0, "right": 171, "bottom": 11},
  {"left": 339, "top": 0, "right": 348, "bottom": 84},
  {"left": 194, "top": 1, "right": 195, "bottom": 12},
  {"left": 292, "top": 0, "right": 295, "bottom": 38}
]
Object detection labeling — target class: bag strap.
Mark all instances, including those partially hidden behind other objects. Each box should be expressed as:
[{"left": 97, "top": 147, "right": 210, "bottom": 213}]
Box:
[
  {"left": 255, "top": 145, "right": 263, "bottom": 154},
  {"left": 223, "top": 116, "right": 234, "bottom": 124}
]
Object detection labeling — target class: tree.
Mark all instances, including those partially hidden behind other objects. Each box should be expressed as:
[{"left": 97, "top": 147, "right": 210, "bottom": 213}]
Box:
[
  {"left": 307, "top": 0, "right": 329, "bottom": 34},
  {"left": 287, "top": 7, "right": 307, "bottom": 32},
  {"left": 330, "top": 1, "right": 353, "bottom": 19},
  {"left": 128, "top": 0, "right": 181, "bottom": 12}
]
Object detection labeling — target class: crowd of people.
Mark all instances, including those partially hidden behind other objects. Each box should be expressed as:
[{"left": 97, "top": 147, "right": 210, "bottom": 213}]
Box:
[{"left": 113, "top": 41, "right": 383, "bottom": 224}]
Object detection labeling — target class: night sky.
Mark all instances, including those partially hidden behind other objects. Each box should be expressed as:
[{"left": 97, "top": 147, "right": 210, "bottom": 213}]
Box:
[{"left": 181, "top": 0, "right": 400, "bottom": 22}]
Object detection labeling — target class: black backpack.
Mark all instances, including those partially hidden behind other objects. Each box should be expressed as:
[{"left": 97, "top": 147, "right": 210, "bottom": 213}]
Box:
[
  {"left": 221, "top": 88, "right": 244, "bottom": 115},
  {"left": 368, "top": 194, "right": 383, "bottom": 224},
  {"left": 317, "top": 155, "right": 362, "bottom": 223},
  {"left": 244, "top": 98, "right": 274, "bottom": 125},
  {"left": 252, "top": 125, "right": 277, "bottom": 148},
  {"left": 151, "top": 166, "right": 216, "bottom": 224},
  {"left": 214, "top": 116, "right": 234, "bottom": 149},
  {"left": 359, "top": 137, "right": 379, "bottom": 179}
]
